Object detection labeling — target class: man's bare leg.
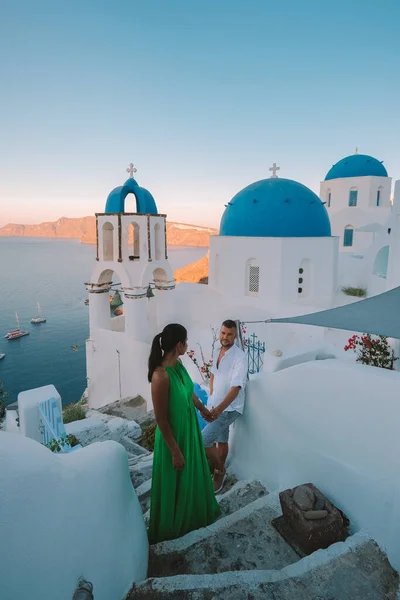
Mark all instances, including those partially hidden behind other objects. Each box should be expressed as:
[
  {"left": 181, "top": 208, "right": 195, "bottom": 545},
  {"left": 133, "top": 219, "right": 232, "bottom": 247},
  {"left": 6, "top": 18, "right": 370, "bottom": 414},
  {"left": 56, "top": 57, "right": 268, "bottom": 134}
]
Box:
[{"left": 217, "top": 442, "right": 229, "bottom": 470}]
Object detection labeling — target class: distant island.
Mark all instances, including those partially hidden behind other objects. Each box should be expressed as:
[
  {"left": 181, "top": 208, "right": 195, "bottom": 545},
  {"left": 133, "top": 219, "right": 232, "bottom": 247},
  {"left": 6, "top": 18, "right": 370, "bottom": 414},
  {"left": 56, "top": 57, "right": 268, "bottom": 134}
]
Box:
[{"left": 0, "top": 216, "right": 218, "bottom": 248}]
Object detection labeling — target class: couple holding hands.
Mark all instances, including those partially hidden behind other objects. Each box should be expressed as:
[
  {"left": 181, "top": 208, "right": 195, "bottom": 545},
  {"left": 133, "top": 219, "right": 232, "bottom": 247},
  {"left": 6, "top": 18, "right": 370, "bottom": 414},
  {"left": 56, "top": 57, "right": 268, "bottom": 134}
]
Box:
[{"left": 147, "top": 319, "right": 247, "bottom": 545}]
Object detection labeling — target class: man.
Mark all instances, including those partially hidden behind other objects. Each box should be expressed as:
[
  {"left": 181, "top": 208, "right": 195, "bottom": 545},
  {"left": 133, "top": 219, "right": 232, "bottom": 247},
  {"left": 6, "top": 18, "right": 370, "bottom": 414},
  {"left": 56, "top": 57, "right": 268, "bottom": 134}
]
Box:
[{"left": 202, "top": 319, "right": 248, "bottom": 493}]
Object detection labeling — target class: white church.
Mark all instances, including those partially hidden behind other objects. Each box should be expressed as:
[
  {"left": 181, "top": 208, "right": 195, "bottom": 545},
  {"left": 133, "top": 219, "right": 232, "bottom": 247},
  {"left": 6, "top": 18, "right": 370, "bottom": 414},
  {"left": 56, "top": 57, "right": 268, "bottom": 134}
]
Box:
[
  {"left": 3, "top": 151, "right": 400, "bottom": 600},
  {"left": 86, "top": 151, "right": 400, "bottom": 409}
]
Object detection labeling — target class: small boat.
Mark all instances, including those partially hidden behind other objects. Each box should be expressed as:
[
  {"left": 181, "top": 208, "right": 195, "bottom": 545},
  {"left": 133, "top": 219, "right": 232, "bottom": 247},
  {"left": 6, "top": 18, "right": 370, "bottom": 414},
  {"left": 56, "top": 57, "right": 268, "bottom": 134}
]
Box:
[
  {"left": 31, "top": 302, "right": 46, "bottom": 324},
  {"left": 84, "top": 299, "right": 89, "bottom": 306},
  {"left": 0, "top": 350, "right": 5, "bottom": 360},
  {"left": 5, "top": 313, "right": 30, "bottom": 340}
]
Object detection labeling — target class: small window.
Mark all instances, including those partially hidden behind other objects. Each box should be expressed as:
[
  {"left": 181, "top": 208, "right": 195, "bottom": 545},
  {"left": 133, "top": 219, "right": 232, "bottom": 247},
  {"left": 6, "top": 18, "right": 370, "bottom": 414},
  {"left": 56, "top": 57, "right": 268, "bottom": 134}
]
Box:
[
  {"left": 327, "top": 191, "right": 331, "bottom": 208},
  {"left": 349, "top": 189, "right": 358, "bottom": 207},
  {"left": 249, "top": 265, "right": 260, "bottom": 294},
  {"left": 343, "top": 226, "right": 354, "bottom": 247},
  {"left": 376, "top": 190, "right": 381, "bottom": 206}
]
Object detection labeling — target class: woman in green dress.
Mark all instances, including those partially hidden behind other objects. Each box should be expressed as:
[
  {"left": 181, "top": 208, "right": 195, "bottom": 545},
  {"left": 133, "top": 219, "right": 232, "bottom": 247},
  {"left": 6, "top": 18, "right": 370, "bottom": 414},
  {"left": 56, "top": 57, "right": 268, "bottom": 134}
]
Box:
[{"left": 148, "top": 323, "right": 221, "bottom": 545}]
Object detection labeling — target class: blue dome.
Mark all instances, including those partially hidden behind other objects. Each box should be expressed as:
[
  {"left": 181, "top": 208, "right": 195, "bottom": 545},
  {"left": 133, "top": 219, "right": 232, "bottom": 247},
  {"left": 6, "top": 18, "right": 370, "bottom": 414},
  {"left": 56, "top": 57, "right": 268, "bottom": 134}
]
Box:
[
  {"left": 220, "top": 178, "right": 331, "bottom": 238},
  {"left": 325, "top": 154, "right": 388, "bottom": 181},
  {"left": 104, "top": 177, "right": 158, "bottom": 214}
]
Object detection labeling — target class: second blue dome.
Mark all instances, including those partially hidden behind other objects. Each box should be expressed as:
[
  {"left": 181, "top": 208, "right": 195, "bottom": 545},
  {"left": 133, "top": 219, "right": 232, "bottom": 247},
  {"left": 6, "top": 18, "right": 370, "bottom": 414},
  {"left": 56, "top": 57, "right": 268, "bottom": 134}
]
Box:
[
  {"left": 220, "top": 178, "right": 331, "bottom": 238},
  {"left": 325, "top": 154, "right": 388, "bottom": 181}
]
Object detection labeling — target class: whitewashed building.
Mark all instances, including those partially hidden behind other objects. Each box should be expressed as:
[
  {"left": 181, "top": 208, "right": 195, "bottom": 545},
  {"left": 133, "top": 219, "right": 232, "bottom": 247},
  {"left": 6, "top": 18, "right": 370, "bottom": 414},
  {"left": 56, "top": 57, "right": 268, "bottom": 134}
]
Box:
[{"left": 321, "top": 151, "right": 391, "bottom": 253}]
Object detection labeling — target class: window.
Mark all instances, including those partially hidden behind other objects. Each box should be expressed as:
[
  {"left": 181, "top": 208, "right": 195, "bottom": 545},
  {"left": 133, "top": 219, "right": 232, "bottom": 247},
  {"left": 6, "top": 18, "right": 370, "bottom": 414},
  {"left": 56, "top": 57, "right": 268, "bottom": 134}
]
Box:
[
  {"left": 343, "top": 226, "right": 354, "bottom": 247},
  {"left": 127, "top": 222, "right": 140, "bottom": 260},
  {"left": 297, "top": 260, "right": 311, "bottom": 297},
  {"left": 246, "top": 259, "right": 259, "bottom": 296},
  {"left": 349, "top": 189, "right": 358, "bottom": 207},
  {"left": 154, "top": 223, "right": 162, "bottom": 260},
  {"left": 376, "top": 190, "right": 381, "bottom": 207},
  {"left": 102, "top": 222, "right": 114, "bottom": 261},
  {"left": 249, "top": 266, "right": 260, "bottom": 293},
  {"left": 327, "top": 191, "right": 331, "bottom": 208}
]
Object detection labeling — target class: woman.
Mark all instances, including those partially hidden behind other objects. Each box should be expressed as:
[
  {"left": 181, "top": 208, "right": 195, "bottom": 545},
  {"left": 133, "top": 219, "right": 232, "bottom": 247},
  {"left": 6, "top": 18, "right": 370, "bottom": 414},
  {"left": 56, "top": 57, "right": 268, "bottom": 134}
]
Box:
[{"left": 148, "top": 323, "right": 221, "bottom": 544}]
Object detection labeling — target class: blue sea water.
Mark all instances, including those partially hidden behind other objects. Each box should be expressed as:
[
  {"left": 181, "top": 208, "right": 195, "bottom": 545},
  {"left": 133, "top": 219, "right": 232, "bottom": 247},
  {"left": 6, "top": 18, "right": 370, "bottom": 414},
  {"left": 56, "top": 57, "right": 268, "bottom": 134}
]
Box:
[{"left": 0, "top": 237, "right": 206, "bottom": 406}]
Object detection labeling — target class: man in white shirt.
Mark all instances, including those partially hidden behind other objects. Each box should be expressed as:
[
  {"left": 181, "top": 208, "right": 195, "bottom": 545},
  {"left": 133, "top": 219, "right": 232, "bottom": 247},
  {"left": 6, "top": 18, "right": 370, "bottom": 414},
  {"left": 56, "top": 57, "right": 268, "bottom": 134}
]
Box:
[{"left": 202, "top": 320, "right": 248, "bottom": 493}]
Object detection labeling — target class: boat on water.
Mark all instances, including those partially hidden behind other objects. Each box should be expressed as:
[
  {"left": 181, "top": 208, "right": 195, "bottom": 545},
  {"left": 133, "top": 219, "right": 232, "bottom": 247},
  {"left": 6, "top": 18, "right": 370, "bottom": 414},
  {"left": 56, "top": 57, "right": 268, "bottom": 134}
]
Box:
[
  {"left": 31, "top": 302, "right": 46, "bottom": 324},
  {"left": 84, "top": 299, "right": 89, "bottom": 305},
  {"left": 5, "top": 313, "right": 30, "bottom": 340},
  {"left": 0, "top": 350, "right": 5, "bottom": 360}
]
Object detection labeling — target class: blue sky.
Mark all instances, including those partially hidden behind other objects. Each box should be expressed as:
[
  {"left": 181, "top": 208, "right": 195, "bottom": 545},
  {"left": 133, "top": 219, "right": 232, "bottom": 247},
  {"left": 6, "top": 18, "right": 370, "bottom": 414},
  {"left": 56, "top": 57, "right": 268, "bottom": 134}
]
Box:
[{"left": 1, "top": 0, "right": 399, "bottom": 227}]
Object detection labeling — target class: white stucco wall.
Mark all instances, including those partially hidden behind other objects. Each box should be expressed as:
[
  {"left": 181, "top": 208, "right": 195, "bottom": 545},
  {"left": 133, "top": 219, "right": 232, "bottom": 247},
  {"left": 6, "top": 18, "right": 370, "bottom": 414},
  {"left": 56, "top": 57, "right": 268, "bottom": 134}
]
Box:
[
  {"left": 86, "top": 332, "right": 151, "bottom": 410},
  {"left": 229, "top": 359, "right": 400, "bottom": 571},
  {"left": 0, "top": 433, "right": 148, "bottom": 600},
  {"left": 209, "top": 235, "right": 338, "bottom": 311}
]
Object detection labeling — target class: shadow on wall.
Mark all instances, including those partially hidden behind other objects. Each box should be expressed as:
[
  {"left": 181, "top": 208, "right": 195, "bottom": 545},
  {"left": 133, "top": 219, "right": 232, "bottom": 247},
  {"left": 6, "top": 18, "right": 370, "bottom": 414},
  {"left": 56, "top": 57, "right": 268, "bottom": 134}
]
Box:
[
  {"left": 229, "top": 359, "right": 400, "bottom": 572},
  {"left": 0, "top": 434, "right": 148, "bottom": 600}
]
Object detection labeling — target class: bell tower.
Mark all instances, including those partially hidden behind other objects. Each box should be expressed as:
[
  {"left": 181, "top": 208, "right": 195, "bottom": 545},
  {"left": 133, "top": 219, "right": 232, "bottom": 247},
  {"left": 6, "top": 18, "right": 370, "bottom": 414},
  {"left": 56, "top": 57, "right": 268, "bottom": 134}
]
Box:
[{"left": 86, "top": 164, "right": 175, "bottom": 409}]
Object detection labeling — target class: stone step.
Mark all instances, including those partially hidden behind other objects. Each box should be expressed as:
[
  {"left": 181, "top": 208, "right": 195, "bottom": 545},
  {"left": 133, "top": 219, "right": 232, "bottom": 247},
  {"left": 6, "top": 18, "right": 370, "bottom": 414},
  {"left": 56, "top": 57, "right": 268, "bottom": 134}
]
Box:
[
  {"left": 142, "top": 479, "right": 268, "bottom": 528},
  {"left": 217, "top": 479, "right": 268, "bottom": 519},
  {"left": 129, "top": 459, "right": 153, "bottom": 490},
  {"left": 136, "top": 478, "right": 152, "bottom": 513},
  {"left": 127, "top": 535, "right": 399, "bottom": 599},
  {"left": 148, "top": 492, "right": 299, "bottom": 578}
]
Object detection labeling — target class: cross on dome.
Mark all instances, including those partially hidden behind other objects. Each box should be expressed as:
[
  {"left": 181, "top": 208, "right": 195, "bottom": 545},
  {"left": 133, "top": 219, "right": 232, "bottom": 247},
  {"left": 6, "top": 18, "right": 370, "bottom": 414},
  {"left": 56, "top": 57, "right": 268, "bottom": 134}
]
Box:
[
  {"left": 269, "top": 162, "right": 280, "bottom": 178},
  {"left": 126, "top": 163, "right": 137, "bottom": 178},
  {"left": 355, "top": 147, "right": 359, "bottom": 154}
]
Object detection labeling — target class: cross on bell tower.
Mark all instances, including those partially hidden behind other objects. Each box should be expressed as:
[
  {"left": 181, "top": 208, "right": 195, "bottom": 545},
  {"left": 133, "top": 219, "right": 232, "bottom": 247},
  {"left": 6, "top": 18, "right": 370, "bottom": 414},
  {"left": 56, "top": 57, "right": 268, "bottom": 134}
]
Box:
[
  {"left": 126, "top": 163, "right": 137, "bottom": 178},
  {"left": 269, "top": 162, "right": 280, "bottom": 178}
]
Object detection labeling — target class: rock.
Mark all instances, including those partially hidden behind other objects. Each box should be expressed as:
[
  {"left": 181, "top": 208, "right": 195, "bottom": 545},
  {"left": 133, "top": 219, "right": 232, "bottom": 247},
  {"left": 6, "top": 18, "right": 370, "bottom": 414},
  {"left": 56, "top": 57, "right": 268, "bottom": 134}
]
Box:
[
  {"left": 279, "top": 483, "right": 349, "bottom": 555},
  {"left": 135, "top": 410, "right": 156, "bottom": 431},
  {"left": 304, "top": 510, "right": 328, "bottom": 520},
  {"left": 98, "top": 395, "right": 147, "bottom": 422},
  {"left": 314, "top": 489, "right": 326, "bottom": 511},
  {"left": 292, "top": 485, "right": 315, "bottom": 511}
]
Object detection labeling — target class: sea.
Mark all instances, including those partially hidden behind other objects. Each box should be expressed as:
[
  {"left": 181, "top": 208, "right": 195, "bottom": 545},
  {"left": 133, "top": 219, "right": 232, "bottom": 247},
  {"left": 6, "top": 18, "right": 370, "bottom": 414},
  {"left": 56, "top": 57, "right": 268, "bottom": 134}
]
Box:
[{"left": 0, "top": 237, "right": 207, "bottom": 406}]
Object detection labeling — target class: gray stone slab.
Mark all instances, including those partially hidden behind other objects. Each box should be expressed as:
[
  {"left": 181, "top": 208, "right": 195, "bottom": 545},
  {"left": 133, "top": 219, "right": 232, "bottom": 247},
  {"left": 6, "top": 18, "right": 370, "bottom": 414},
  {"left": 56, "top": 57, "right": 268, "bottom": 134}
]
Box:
[
  {"left": 130, "top": 461, "right": 153, "bottom": 489},
  {"left": 217, "top": 480, "right": 268, "bottom": 519},
  {"left": 127, "top": 538, "right": 399, "bottom": 600},
  {"left": 149, "top": 495, "right": 299, "bottom": 577}
]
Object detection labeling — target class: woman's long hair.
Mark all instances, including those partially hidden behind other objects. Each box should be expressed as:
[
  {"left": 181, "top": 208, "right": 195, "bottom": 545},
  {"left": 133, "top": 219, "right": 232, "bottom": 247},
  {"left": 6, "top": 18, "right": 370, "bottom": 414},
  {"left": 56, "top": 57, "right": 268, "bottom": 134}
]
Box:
[{"left": 148, "top": 323, "right": 187, "bottom": 382}]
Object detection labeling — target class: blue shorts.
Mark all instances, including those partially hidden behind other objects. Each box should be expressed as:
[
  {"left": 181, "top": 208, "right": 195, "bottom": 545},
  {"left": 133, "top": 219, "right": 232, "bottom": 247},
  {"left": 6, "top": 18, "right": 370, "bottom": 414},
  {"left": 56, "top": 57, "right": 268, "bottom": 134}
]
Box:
[{"left": 202, "top": 410, "right": 240, "bottom": 448}]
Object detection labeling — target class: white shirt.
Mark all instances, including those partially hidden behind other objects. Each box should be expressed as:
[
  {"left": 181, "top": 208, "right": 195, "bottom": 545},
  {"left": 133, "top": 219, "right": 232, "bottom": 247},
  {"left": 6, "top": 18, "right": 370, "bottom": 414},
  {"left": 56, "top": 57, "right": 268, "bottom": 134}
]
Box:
[{"left": 208, "top": 344, "right": 248, "bottom": 414}]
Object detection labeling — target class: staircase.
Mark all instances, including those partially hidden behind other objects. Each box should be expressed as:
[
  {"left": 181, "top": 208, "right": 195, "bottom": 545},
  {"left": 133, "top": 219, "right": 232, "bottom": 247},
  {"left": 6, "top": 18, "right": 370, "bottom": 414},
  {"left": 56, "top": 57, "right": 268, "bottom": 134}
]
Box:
[{"left": 125, "top": 447, "right": 399, "bottom": 599}]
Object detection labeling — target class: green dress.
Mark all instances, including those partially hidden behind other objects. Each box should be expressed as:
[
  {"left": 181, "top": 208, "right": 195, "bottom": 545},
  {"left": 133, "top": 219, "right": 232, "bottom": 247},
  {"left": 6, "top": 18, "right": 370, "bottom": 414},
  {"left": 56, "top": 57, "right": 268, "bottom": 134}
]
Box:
[{"left": 148, "top": 362, "right": 221, "bottom": 544}]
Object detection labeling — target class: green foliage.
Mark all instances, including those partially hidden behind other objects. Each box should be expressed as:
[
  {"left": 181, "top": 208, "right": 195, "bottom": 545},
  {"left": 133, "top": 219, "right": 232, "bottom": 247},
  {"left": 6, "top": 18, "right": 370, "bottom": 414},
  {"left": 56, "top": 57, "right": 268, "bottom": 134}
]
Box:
[
  {"left": 342, "top": 286, "right": 367, "bottom": 298},
  {"left": 0, "top": 381, "right": 8, "bottom": 420},
  {"left": 45, "top": 434, "right": 80, "bottom": 453},
  {"left": 344, "top": 334, "right": 398, "bottom": 370},
  {"left": 62, "top": 402, "right": 86, "bottom": 424},
  {"left": 141, "top": 423, "right": 156, "bottom": 451}
]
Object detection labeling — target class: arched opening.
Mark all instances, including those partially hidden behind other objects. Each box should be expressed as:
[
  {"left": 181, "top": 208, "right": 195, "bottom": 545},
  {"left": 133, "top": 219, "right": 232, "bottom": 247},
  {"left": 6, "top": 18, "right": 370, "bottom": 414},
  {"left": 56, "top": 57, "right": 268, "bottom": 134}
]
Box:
[
  {"left": 153, "top": 267, "right": 168, "bottom": 289},
  {"left": 343, "top": 225, "right": 354, "bottom": 247},
  {"left": 246, "top": 258, "right": 259, "bottom": 297},
  {"left": 376, "top": 187, "right": 383, "bottom": 207},
  {"left": 124, "top": 193, "right": 138, "bottom": 214},
  {"left": 373, "top": 246, "right": 389, "bottom": 278},
  {"left": 102, "top": 222, "right": 114, "bottom": 261},
  {"left": 127, "top": 222, "right": 140, "bottom": 260},
  {"left": 327, "top": 189, "right": 331, "bottom": 208},
  {"left": 154, "top": 223, "right": 163, "bottom": 260},
  {"left": 297, "top": 259, "right": 312, "bottom": 298},
  {"left": 92, "top": 270, "right": 125, "bottom": 333},
  {"left": 349, "top": 187, "right": 358, "bottom": 207}
]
